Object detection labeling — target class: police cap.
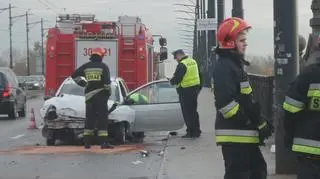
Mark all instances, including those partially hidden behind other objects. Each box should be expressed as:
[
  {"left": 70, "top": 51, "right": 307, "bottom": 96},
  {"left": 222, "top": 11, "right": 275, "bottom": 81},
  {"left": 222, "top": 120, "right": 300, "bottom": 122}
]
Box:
[{"left": 172, "top": 49, "right": 185, "bottom": 59}]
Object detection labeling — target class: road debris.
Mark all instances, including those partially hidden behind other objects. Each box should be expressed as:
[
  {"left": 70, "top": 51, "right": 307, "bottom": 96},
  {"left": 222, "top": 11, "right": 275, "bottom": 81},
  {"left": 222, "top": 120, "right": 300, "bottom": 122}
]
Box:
[
  {"left": 140, "top": 150, "right": 149, "bottom": 157},
  {"left": 132, "top": 160, "right": 144, "bottom": 165}
]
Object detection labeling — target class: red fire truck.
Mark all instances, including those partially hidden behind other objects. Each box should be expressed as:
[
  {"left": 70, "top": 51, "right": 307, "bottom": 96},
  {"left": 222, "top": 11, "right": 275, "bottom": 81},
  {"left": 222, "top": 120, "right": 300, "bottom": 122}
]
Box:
[{"left": 45, "top": 14, "right": 168, "bottom": 96}]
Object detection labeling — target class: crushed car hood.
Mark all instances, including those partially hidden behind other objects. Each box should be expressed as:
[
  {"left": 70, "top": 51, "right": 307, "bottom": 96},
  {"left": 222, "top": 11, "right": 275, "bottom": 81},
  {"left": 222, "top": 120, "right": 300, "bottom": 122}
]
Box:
[{"left": 40, "top": 94, "right": 135, "bottom": 124}]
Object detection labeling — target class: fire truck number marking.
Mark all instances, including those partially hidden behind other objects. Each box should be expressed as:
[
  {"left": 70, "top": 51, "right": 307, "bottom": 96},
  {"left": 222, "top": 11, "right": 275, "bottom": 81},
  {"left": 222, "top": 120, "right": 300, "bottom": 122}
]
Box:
[{"left": 83, "top": 48, "right": 111, "bottom": 56}]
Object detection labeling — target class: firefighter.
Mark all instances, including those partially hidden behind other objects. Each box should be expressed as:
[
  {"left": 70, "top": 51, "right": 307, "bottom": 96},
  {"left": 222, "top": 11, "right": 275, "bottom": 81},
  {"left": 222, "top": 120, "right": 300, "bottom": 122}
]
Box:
[
  {"left": 169, "top": 49, "right": 203, "bottom": 138},
  {"left": 213, "top": 17, "right": 274, "bottom": 179},
  {"left": 71, "top": 47, "right": 113, "bottom": 149},
  {"left": 282, "top": 50, "right": 320, "bottom": 178}
]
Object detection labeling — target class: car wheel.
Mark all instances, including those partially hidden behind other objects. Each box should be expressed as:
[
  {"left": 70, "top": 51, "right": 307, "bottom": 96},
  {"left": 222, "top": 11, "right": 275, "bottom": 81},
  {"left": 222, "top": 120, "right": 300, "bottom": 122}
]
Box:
[
  {"left": 8, "top": 102, "right": 18, "bottom": 119},
  {"left": 115, "top": 122, "right": 127, "bottom": 145},
  {"left": 18, "top": 104, "right": 26, "bottom": 118},
  {"left": 42, "top": 125, "right": 55, "bottom": 146},
  {"left": 46, "top": 138, "right": 55, "bottom": 146}
]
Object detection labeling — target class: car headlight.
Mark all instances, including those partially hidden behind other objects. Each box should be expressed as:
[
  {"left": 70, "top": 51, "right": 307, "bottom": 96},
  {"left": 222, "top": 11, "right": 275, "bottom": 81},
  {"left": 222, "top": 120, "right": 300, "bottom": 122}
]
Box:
[
  {"left": 46, "top": 105, "right": 58, "bottom": 120},
  {"left": 34, "top": 83, "right": 40, "bottom": 86},
  {"left": 59, "top": 108, "right": 77, "bottom": 117}
]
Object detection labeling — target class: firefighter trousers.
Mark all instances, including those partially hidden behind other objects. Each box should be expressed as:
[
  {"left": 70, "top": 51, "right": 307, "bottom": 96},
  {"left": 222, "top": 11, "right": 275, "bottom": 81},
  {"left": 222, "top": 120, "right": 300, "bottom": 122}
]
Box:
[
  {"left": 297, "top": 156, "right": 320, "bottom": 179},
  {"left": 84, "top": 92, "right": 109, "bottom": 145},
  {"left": 221, "top": 144, "right": 267, "bottom": 179},
  {"left": 179, "top": 88, "right": 201, "bottom": 137}
]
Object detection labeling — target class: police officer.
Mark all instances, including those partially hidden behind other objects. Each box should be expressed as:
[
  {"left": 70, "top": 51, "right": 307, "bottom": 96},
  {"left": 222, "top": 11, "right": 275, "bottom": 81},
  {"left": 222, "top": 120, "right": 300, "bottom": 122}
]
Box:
[
  {"left": 213, "top": 17, "right": 273, "bottom": 179},
  {"left": 169, "top": 49, "right": 202, "bottom": 138},
  {"left": 283, "top": 45, "right": 320, "bottom": 178},
  {"left": 71, "top": 47, "right": 113, "bottom": 149}
]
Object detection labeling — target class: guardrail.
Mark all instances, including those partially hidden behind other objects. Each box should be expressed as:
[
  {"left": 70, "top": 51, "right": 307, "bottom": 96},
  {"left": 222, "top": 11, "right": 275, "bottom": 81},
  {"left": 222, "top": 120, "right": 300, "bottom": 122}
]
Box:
[
  {"left": 248, "top": 73, "right": 275, "bottom": 123},
  {"left": 25, "top": 90, "right": 43, "bottom": 99}
]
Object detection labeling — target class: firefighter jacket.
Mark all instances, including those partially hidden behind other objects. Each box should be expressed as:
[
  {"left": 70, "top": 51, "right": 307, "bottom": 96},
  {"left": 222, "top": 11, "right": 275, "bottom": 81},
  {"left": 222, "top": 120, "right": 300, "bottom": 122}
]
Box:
[
  {"left": 71, "top": 61, "right": 111, "bottom": 102},
  {"left": 213, "top": 49, "right": 261, "bottom": 145},
  {"left": 170, "top": 56, "right": 203, "bottom": 93},
  {"left": 283, "top": 61, "right": 320, "bottom": 156}
]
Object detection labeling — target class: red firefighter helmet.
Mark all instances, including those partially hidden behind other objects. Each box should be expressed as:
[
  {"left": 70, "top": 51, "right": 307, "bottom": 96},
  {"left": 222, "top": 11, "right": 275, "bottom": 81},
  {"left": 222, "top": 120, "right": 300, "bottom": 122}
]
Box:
[
  {"left": 91, "top": 47, "right": 106, "bottom": 57},
  {"left": 217, "top": 17, "right": 251, "bottom": 49}
]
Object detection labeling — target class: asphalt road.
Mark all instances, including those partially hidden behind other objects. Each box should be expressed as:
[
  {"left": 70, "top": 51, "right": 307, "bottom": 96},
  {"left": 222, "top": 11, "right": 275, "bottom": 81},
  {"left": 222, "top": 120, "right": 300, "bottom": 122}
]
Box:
[
  {"left": 0, "top": 95, "right": 175, "bottom": 179},
  {"left": 0, "top": 89, "right": 295, "bottom": 179}
]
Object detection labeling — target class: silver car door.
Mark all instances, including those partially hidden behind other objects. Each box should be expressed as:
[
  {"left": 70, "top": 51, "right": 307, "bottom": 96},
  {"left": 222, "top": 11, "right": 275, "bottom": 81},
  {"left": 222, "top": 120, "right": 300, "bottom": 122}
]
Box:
[{"left": 127, "top": 80, "right": 184, "bottom": 132}]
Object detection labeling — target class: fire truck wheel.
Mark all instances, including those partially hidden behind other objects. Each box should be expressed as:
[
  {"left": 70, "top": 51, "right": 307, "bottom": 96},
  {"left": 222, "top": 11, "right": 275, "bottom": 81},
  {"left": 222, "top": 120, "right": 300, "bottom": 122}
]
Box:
[{"left": 114, "top": 122, "right": 128, "bottom": 145}]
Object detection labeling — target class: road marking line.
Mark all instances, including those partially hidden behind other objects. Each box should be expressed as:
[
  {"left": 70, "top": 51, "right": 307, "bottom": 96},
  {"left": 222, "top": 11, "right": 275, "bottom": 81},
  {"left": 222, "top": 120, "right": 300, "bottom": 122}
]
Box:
[{"left": 11, "top": 134, "right": 25, "bottom": 139}]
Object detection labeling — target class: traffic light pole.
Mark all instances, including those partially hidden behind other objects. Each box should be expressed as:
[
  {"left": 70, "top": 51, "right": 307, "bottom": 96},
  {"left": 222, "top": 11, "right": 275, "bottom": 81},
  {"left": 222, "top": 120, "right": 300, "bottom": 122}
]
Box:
[{"left": 273, "top": 0, "right": 298, "bottom": 174}]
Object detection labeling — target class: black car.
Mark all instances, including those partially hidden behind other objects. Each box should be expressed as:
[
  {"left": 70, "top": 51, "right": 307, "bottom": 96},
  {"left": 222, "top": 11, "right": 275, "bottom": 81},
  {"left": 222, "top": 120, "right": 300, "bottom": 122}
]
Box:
[{"left": 0, "top": 67, "right": 26, "bottom": 119}]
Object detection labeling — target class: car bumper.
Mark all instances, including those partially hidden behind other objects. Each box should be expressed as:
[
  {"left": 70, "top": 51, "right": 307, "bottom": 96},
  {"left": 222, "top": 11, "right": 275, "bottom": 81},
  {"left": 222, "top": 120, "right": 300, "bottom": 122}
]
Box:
[
  {"left": 46, "top": 118, "right": 85, "bottom": 129},
  {"left": 0, "top": 100, "right": 13, "bottom": 114},
  {"left": 45, "top": 118, "right": 117, "bottom": 129}
]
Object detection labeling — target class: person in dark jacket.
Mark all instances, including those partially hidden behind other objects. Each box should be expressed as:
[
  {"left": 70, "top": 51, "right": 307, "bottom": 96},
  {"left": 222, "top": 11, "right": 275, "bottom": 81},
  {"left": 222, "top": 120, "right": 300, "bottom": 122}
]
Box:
[
  {"left": 71, "top": 47, "right": 113, "bottom": 149},
  {"left": 213, "top": 17, "right": 273, "bottom": 179},
  {"left": 283, "top": 46, "right": 320, "bottom": 179},
  {"left": 169, "top": 49, "right": 203, "bottom": 138}
]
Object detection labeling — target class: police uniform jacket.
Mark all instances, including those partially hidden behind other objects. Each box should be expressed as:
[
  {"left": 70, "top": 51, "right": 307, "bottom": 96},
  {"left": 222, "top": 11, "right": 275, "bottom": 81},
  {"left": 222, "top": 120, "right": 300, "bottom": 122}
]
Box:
[
  {"left": 213, "top": 49, "right": 261, "bottom": 145},
  {"left": 283, "top": 58, "right": 320, "bottom": 156},
  {"left": 170, "top": 56, "right": 203, "bottom": 93}
]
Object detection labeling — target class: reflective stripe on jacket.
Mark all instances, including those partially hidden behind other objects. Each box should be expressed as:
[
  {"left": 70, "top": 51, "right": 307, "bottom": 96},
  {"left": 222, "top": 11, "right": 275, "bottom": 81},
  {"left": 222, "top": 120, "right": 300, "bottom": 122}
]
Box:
[
  {"left": 213, "top": 50, "right": 260, "bottom": 145},
  {"left": 282, "top": 63, "right": 320, "bottom": 156}
]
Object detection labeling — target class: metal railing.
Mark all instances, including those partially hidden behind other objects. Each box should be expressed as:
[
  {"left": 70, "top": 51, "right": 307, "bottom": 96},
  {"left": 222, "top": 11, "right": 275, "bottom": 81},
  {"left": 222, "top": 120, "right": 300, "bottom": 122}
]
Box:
[{"left": 248, "top": 73, "right": 275, "bottom": 122}]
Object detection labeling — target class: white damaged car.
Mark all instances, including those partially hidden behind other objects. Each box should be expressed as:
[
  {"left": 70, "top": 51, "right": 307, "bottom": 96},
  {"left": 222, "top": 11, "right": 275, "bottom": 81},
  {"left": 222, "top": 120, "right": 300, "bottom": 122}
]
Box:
[{"left": 40, "top": 76, "right": 184, "bottom": 145}]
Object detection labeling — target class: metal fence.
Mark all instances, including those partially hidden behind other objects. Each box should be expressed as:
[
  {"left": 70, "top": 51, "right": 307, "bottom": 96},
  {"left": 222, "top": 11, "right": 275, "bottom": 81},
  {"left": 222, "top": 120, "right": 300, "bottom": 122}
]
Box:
[{"left": 248, "top": 73, "right": 275, "bottom": 122}]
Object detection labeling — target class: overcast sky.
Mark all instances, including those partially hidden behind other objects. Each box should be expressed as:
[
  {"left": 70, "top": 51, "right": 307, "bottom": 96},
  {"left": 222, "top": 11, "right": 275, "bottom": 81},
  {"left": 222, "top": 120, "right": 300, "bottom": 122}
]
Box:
[{"left": 0, "top": 0, "right": 313, "bottom": 61}]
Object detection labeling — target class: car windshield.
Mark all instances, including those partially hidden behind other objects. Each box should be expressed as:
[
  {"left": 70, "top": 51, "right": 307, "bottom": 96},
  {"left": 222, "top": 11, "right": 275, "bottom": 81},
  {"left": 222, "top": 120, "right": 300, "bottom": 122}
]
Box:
[{"left": 58, "top": 82, "right": 119, "bottom": 101}]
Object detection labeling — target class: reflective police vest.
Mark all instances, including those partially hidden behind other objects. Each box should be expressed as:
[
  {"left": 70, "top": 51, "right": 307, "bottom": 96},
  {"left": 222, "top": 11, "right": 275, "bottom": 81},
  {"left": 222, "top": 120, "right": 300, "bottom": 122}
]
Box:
[
  {"left": 283, "top": 64, "right": 320, "bottom": 156},
  {"left": 130, "top": 93, "right": 148, "bottom": 104},
  {"left": 178, "top": 58, "right": 200, "bottom": 88}
]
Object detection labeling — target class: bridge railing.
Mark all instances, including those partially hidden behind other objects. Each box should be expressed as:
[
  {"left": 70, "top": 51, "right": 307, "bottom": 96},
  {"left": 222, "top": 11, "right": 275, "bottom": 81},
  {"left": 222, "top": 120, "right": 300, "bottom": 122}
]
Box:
[{"left": 248, "top": 73, "right": 275, "bottom": 123}]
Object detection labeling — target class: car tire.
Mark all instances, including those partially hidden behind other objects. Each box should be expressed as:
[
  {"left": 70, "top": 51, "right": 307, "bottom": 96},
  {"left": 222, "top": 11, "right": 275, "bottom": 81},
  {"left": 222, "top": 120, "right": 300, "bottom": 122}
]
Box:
[
  {"left": 18, "top": 104, "right": 26, "bottom": 118},
  {"left": 42, "top": 125, "right": 55, "bottom": 146},
  {"left": 46, "top": 138, "right": 55, "bottom": 146},
  {"left": 115, "top": 122, "right": 127, "bottom": 145},
  {"left": 8, "top": 102, "right": 17, "bottom": 119}
]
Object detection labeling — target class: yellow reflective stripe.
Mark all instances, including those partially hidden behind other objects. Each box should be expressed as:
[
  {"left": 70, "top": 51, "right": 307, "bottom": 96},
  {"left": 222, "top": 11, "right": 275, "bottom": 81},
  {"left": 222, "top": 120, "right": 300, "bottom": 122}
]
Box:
[
  {"left": 307, "top": 83, "right": 320, "bottom": 97},
  {"left": 307, "top": 90, "right": 320, "bottom": 97},
  {"left": 240, "top": 81, "right": 253, "bottom": 94},
  {"left": 84, "top": 129, "right": 94, "bottom": 136},
  {"left": 219, "top": 100, "right": 240, "bottom": 119},
  {"left": 98, "top": 130, "right": 108, "bottom": 137},
  {"left": 283, "top": 102, "right": 303, "bottom": 113},
  {"left": 215, "top": 129, "right": 259, "bottom": 143},
  {"left": 85, "top": 88, "right": 104, "bottom": 101},
  {"left": 216, "top": 136, "right": 259, "bottom": 143},
  {"left": 282, "top": 96, "right": 305, "bottom": 113},
  {"left": 292, "top": 145, "right": 320, "bottom": 155},
  {"left": 292, "top": 138, "right": 320, "bottom": 155},
  {"left": 258, "top": 121, "right": 267, "bottom": 130}
]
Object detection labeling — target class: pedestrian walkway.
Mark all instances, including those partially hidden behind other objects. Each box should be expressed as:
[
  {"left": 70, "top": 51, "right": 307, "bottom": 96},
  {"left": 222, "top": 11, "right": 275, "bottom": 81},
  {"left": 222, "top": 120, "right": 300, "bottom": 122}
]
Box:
[{"left": 158, "top": 88, "right": 296, "bottom": 179}]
